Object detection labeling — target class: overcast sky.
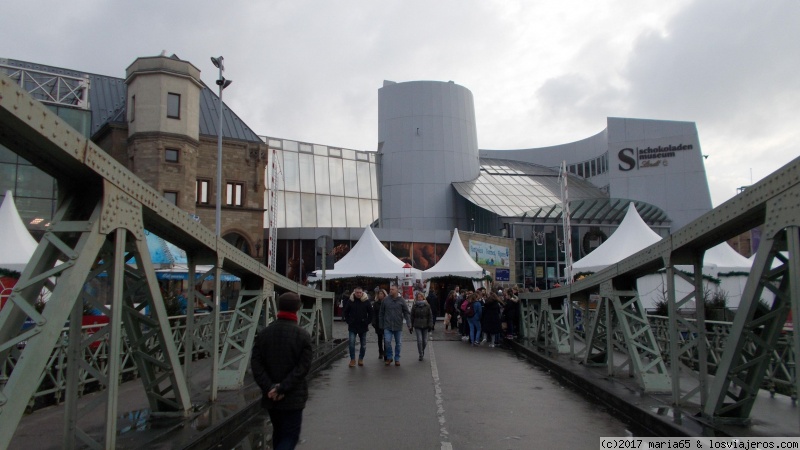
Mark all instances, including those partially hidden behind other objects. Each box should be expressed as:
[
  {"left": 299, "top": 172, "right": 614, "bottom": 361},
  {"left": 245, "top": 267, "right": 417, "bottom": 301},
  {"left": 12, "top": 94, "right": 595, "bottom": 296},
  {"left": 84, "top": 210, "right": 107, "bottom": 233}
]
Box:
[{"left": 4, "top": 0, "right": 798, "bottom": 206}]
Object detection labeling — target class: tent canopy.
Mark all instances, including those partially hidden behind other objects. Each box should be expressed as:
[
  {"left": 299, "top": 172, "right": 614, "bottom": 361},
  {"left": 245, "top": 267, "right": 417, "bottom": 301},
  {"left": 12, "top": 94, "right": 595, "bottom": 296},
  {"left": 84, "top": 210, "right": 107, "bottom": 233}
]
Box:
[
  {"left": 0, "top": 191, "right": 39, "bottom": 272},
  {"left": 423, "top": 229, "right": 485, "bottom": 279},
  {"left": 573, "top": 202, "right": 663, "bottom": 273},
  {"left": 310, "top": 226, "right": 421, "bottom": 280}
]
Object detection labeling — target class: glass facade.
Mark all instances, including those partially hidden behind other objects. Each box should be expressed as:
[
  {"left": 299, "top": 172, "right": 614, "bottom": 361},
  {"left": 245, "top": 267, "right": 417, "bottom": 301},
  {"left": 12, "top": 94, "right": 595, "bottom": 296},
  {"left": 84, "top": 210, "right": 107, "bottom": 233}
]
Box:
[
  {"left": 453, "top": 158, "right": 605, "bottom": 218},
  {"left": 263, "top": 137, "right": 379, "bottom": 229},
  {"left": 0, "top": 104, "right": 90, "bottom": 239}
]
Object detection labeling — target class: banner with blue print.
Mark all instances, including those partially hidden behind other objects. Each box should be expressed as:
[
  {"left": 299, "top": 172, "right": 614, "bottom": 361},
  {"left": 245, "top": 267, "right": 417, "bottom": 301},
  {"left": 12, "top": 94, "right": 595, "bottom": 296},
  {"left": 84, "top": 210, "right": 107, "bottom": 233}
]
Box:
[{"left": 468, "top": 240, "right": 510, "bottom": 267}]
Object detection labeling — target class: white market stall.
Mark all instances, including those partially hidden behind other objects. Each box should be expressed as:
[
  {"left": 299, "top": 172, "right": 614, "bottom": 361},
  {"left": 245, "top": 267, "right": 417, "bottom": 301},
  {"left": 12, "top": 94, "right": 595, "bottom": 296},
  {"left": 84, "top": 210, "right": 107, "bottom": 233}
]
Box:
[
  {"left": 423, "top": 229, "right": 487, "bottom": 290},
  {"left": 637, "top": 242, "right": 753, "bottom": 310},
  {"left": 308, "top": 226, "right": 422, "bottom": 281}
]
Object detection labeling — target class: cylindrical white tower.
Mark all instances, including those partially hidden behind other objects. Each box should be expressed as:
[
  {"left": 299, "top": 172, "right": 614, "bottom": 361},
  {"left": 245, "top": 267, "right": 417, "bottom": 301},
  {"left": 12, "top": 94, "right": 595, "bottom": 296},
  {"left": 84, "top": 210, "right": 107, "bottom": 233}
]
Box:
[{"left": 378, "top": 80, "right": 480, "bottom": 230}]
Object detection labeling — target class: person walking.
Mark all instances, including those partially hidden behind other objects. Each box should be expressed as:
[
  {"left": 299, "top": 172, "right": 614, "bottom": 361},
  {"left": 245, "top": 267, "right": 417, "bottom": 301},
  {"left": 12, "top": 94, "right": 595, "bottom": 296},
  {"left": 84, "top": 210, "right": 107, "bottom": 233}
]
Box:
[
  {"left": 251, "top": 292, "right": 312, "bottom": 450},
  {"left": 443, "top": 290, "right": 457, "bottom": 333},
  {"left": 466, "top": 293, "right": 483, "bottom": 345},
  {"left": 483, "top": 292, "right": 504, "bottom": 347},
  {"left": 504, "top": 288, "right": 521, "bottom": 338},
  {"left": 379, "top": 284, "right": 411, "bottom": 366},
  {"left": 410, "top": 291, "right": 434, "bottom": 361},
  {"left": 372, "top": 288, "right": 387, "bottom": 359},
  {"left": 426, "top": 289, "right": 439, "bottom": 332},
  {"left": 342, "top": 286, "right": 373, "bottom": 367}
]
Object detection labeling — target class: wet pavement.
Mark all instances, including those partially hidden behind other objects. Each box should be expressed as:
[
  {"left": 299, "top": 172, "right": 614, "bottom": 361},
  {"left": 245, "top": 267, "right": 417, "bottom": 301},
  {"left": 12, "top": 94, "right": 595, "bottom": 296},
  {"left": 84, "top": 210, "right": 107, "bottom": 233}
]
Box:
[{"left": 222, "top": 322, "right": 640, "bottom": 449}]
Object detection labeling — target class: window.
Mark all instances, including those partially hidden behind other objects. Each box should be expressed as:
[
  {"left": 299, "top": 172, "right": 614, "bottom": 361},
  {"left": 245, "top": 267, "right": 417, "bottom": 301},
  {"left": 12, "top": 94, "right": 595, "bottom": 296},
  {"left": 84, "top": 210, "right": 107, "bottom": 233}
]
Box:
[
  {"left": 165, "top": 148, "right": 179, "bottom": 163},
  {"left": 226, "top": 182, "right": 244, "bottom": 206},
  {"left": 167, "top": 93, "right": 180, "bottom": 119},
  {"left": 130, "top": 95, "right": 135, "bottom": 122},
  {"left": 196, "top": 179, "right": 210, "bottom": 204},
  {"left": 164, "top": 191, "right": 178, "bottom": 205}
]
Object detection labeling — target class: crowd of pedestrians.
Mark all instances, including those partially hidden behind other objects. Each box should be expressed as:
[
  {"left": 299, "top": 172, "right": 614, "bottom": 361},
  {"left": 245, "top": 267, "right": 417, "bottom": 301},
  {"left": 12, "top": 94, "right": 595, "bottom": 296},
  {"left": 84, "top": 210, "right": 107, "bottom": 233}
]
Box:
[
  {"left": 449, "top": 286, "right": 521, "bottom": 347},
  {"left": 339, "top": 283, "right": 522, "bottom": 367}
]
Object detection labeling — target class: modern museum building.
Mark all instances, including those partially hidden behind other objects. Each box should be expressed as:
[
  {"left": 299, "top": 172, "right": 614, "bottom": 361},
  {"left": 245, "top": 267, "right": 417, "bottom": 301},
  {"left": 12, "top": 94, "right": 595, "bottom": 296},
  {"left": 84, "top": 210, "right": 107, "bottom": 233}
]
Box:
[{"left": 1, "top": 55, "right": 713, "bottom": 289}]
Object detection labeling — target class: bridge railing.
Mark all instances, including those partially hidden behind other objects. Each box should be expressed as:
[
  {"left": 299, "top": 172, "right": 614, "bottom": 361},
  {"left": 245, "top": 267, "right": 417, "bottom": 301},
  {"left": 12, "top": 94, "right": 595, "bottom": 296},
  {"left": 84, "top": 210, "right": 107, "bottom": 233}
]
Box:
[
  {"left": 0, "top": 311, "right": 234, "bottom": 410},
  {"left": 647, "top": 315, "right": 796, "bottom": 399},
  {"left": 530, "top": 303, "right": 797, "bottom": 400}
]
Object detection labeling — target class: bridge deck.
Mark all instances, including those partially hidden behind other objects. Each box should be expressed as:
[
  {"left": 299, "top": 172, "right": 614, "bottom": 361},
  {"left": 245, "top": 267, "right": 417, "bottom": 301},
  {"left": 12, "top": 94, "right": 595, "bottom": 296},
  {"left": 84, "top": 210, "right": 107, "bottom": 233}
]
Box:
[{"left": 11, "top": 321, "right": 799, "bottom": 449}]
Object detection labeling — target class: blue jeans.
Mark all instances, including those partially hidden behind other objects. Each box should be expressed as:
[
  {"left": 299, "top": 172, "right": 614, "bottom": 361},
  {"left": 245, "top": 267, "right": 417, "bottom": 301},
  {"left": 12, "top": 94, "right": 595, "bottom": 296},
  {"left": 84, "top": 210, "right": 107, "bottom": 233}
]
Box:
[
  {"left": 383, "top": 329, "right": 403, "bottom": 361},
  {"left": 348, "top": 330, "right": 367, "bottom": 360},
  {"left": 468, "top": 318, "right": 482, "bottom": 344}
]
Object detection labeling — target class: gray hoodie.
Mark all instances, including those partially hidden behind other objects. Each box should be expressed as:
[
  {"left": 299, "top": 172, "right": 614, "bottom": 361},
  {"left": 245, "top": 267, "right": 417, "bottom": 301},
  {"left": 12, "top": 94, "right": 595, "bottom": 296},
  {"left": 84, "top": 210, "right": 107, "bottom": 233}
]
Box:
[{"left": 379, "top": 294, "right": 411, "bottom": 331}]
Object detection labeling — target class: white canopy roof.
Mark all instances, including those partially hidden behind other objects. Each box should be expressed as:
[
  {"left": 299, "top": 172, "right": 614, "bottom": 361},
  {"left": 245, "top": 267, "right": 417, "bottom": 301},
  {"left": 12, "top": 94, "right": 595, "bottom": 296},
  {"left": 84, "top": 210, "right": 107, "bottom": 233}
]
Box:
[
  {"left": 0, "top": 191, "right": 39, "bottom": 272},
  {"left": 673, "top": 242, "right": 752, "bottom": 274},
  {"left": 309, "top": 226, "right": 421, "bottom": 280},
  {"left": 573, "top": 202, "right": 663, "bottom": 273},
  {"left": 689, "top": 242, "right": 752, "bottom": 272},
  {"left": 423, "top": 229, "right": 485, "bottom": 279}
]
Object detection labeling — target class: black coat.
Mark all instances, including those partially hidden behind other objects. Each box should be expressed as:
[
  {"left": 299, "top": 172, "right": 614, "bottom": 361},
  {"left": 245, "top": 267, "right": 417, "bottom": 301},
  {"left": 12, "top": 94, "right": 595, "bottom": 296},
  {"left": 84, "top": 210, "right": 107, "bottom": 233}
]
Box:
[
  {"left": 482, "top": 300, "right": 504, "bottom": 334},
  {"left": 426, "top": 292, "right": 439, "bottom": 317},
  {"left": 251, "top": 317, "right": 312, "bottom": 410},
  {"left": 343, "top": 294, "right": 374, "bottom": 334}
]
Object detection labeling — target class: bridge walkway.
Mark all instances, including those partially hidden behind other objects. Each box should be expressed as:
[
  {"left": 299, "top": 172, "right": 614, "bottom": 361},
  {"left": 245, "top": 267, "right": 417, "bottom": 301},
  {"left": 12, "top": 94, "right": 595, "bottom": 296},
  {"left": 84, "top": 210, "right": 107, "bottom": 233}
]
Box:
[{"left": 11, "top": 321, "right": 800, "bottom": 449}]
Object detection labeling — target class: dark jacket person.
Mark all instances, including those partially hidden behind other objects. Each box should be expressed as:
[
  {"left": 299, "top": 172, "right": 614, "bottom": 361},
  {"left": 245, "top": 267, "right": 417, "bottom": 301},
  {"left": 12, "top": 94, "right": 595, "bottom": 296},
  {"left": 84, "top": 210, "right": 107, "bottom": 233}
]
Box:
[
  {"left": 342, "top": 287, "right": 373, "bottom": 366},
  {"left": 251, "top": 292, "right": 312, "bottom": 450}
]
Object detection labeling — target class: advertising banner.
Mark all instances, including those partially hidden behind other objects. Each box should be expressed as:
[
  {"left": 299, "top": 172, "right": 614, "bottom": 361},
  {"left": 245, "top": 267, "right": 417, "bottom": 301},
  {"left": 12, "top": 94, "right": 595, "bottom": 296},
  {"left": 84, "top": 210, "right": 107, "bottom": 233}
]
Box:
[{"left": 468, "top": 240, "right": 510, "bottom": 267}]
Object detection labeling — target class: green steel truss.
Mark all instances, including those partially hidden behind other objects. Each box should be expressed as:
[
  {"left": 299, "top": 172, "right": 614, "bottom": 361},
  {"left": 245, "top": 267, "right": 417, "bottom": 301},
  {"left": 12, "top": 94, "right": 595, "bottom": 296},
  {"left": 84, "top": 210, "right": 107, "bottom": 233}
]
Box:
[
  {"left": 0, "top": 73, "right": 334, "bottom": 448},
  {"left": 704, "top": 224, "right": 799, "bottom": 424},
  {"left": 579, "top": 281, "right": 671, "bottom": 393},
  {"left": 217, "top": 288, "right": 267, "bottom": 390},
  {"left": 666, "top": 256, "right": 708, "bottom": 408}
]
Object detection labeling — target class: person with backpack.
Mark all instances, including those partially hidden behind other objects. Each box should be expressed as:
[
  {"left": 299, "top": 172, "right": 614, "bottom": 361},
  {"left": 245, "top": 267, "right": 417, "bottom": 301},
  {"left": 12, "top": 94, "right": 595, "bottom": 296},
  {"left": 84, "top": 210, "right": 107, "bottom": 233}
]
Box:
[
  {"left": 410, "top": 291, "right": 434, "bottom": 361},
  {"left": 466, "top": 293, "right": 483, "bottom": 345}
]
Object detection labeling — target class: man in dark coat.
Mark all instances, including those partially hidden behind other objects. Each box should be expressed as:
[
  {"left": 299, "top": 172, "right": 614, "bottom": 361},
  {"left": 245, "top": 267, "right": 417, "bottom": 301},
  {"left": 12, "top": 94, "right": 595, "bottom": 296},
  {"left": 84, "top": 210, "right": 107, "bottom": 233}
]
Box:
[
  {"left": 251, "top": 292, "right": 312, "bottom": 450},
  {"left": 342, "top": 286, "right": 373, "bottom": 366}
]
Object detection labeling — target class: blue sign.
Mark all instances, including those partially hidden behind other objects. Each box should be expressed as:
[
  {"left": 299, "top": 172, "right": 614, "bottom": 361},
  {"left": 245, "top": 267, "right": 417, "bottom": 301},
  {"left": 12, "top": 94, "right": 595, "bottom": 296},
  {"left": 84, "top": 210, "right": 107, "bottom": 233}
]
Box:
[{"left": 495, "top": 268, "right": 510, "bottom": 281}]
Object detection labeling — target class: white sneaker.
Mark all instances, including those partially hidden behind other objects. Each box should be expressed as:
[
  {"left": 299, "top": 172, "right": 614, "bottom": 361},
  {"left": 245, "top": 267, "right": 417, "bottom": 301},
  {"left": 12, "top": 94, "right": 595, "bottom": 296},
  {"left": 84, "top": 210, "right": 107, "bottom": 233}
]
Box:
[
  {"left": 461, "top": 336, "right": 469, "bottom": 342},
  {"left": 480, "top": 338, "right": 487, "bottom": 344},
  {"left": 489, "top": 344, "right": 495, "bottom": 348}
]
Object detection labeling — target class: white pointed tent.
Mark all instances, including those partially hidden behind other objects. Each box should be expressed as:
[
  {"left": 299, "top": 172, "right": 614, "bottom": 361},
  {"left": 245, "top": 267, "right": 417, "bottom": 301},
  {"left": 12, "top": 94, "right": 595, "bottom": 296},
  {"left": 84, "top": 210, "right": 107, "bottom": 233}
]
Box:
[
  {"left": 573, "top": 203, "right": 663, "bottom": 273},
  {"left": 0, "top": 191, "right": 39, "bottom": 272},
  {"left": 681, "top": 242, "right": 752, "bottom": 275},
  {"left": 309, "top": 226, "right": 421, "bottom": 280},
  {"left": 423, "top": 229, "right": 485, "bottom": 279},
  {"left": 638, "top": 241, "right": 754, "bottom": 309}
]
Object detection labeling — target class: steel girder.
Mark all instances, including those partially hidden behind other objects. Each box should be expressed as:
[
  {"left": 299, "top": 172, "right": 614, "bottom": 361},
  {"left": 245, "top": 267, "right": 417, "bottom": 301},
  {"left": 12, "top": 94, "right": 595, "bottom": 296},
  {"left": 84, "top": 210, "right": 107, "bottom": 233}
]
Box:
[
  {"left": 581, "top": 281, "right": 671, "bottom": 393},
  {"left": 217, "top": 287, "right": 267, "bottom": 390},
  {"left": 0, "top": 185, "right": 192, "bottom": 449},
  {"left": 0, "top": 73, "right": 335, "bottom": 447},
  {"left": 518, "top": 297, "right": 572, "bottom": 355},
  {"left": 665, "top": 255, "right": 709, "bottom": 408},
  {"left": 704, "top": 183, "right": 800, "bottom": 424},
  {"left": 541, "top": 298, "right": 571, "bottom": 354}
]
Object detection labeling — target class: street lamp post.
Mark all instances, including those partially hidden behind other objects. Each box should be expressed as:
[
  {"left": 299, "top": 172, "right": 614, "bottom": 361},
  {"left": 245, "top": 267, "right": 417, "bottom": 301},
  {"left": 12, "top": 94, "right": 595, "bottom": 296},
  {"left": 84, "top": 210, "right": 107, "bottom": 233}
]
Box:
[
  {"left": 209, "top": 56, "right": 231, "bottom": 401},
  {"left": 210, "top": 56, "right": 232, "bottom": 237}
]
